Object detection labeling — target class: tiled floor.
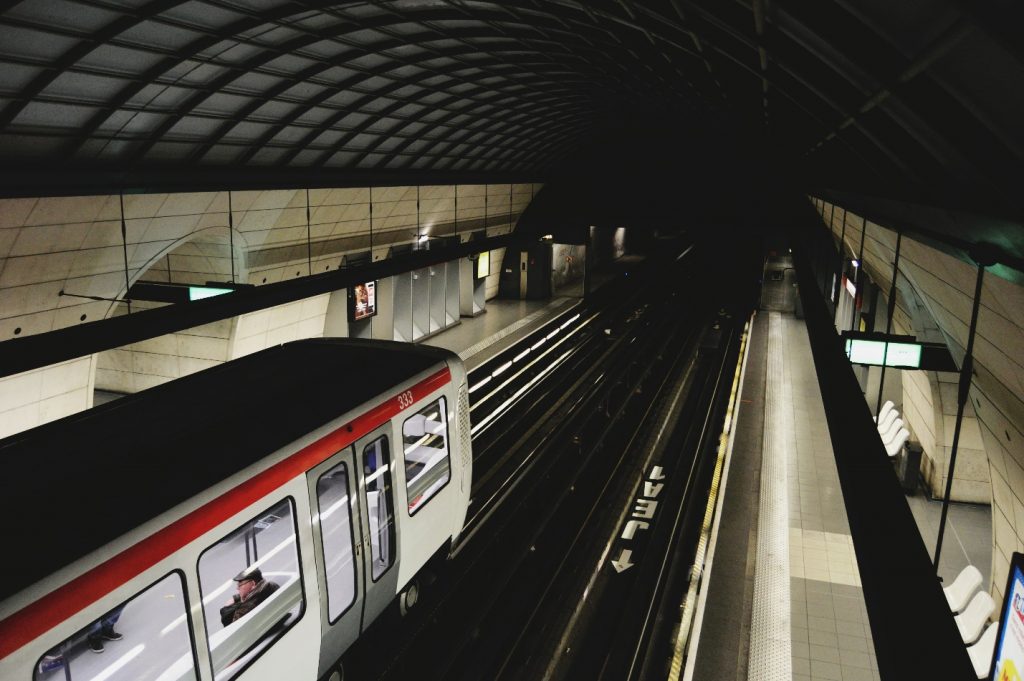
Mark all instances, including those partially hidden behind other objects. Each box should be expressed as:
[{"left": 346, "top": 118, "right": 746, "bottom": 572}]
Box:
[
  {"left": 907, "top": 492, "right": 992, "bottom": 586},
  {"left": 779, "top": 314, "right": 880, "bottom": 681},
  {"left": 694, "top": 311, "right": 978, "bottom": 681},
  {"left": 424, "top": 296, "right": 576, "bottom": 368}
]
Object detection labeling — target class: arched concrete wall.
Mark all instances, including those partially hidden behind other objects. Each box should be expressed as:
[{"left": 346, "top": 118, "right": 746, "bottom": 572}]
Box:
[
  {"left": 95, "top": 225, "right": 247, "bottom": 393},
  {"left": 890, "top": 272, "right": 989, "bottom": 503},
  {"left": 816, "top": 199, "right": 1024, "bottom": 600},
  {"left": 0, "top": 182, "right": 541, "bottom": 436}
]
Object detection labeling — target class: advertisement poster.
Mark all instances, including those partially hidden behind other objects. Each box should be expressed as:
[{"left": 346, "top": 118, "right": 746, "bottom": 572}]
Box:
[
  {"left": 992, "top": 557, "right": 1024, "bottom": 681},
  {"left": 476, "top": 251, "right": 490, "bottom": 279},
  {"left": 351, "top": 281, "right": 376, "bottom": 321}
]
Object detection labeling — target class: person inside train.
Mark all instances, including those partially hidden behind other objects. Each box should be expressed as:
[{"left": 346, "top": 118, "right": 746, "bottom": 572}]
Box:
[
  {"left": 220, "top": 567, "right": 280, "bottom": 627},
  {"left": 86, "top": 606, "right": 124, "bottom": 653},
  {"left": 36, "top": 606, "right": 125, "bottom": 674}
]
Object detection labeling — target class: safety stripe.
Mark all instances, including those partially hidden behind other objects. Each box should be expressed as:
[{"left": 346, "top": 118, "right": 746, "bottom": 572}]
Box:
[
  {"left": 0, "top": 366, "right": 450, "bottom": 660},
  {"left": 747, "top": 312, "right": 793, "bottom": 680}
]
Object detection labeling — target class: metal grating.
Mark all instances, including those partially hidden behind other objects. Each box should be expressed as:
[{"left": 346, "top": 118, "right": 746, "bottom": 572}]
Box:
[
  {"left": 747, "top": 312, "right": 792, "bottom": 680},
  {"left": 457, "top": 379, "right": 471, "bottom": 490},
  {"left": 0, "top": 0, "right": 1022, "bottom": 217}
]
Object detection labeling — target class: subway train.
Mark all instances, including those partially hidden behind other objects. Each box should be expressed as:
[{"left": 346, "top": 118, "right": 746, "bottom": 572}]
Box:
[{"left": 0, "top": 338, "right": 473, "bottom": 681}]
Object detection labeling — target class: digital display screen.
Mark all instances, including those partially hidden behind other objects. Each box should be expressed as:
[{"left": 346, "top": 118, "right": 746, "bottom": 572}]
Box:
[
  {"left": 992, "top": 555, "right": 1024, "bottom": 680},
  {"left": 476, "top": 251, "right": 490, "bottom": 279},
  {"left": 349, "top": 281, "right": 377, "bottom": 322},
  {"left": 845, "top": 339, "right": 922, "bottom": 368}
]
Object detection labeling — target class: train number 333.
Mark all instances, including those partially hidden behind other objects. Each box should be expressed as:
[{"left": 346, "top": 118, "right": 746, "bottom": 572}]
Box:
[{"left": 397, "top": 390, "right": 415, "bottom": 409}]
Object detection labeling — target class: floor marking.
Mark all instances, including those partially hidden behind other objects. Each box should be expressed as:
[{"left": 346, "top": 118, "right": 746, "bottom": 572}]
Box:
[{"left": 747, "top": 312, "right": 793, "bottom": 681}]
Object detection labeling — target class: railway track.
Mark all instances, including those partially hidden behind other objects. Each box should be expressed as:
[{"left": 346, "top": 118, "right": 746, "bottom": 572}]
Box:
[{"left": 347, "top": 240, "right": 756, "bottom": 681}]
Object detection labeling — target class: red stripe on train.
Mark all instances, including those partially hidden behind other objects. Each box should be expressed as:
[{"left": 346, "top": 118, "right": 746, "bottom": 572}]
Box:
[{"left": 0, "top": 367, "right": 451, "bottom": 660}]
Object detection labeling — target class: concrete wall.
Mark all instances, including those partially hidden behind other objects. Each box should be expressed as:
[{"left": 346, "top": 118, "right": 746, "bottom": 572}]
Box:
[
  {"left": 231, "top": 294, "right": 330, "bottom": 359},
  {"left": 0, "top": 182, "right": 541, "bottom": 435},
  {"left": 0, "top": 357, "right": 95, "bottom": 439},
  {"left": 814, "top": 197, "right": 1024, "bottom": 599}
]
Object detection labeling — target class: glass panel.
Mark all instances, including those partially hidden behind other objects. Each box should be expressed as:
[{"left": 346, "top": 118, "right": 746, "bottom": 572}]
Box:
[
  {"left": 403, "top": 397, "right": 451, "bottom": 515},
  {"left": 316, "top": 461, "right": 357, "bottom": 622},
  {"left": 197, "top": 498, "right": 304, "bottom": 681},
  {"left": 34, "top": 572, "right": 196, "bottom": 681},
  {"left": 363, "top": 437, "right": 395, "bottom": 581}
]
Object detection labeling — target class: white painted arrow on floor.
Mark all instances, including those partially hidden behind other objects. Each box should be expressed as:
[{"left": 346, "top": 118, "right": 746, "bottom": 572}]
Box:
[{"left": 611, "top": 548, "right": 634, "bottom": 573}]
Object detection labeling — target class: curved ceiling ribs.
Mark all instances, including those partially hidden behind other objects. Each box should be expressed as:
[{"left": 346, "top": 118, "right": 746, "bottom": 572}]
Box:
[{"left": 0, "top": 0, "right": 1019, "bottom": 212}]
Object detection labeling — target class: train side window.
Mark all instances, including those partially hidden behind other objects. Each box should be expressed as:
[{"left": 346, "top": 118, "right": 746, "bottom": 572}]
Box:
[
  {"left": 402, "top": 397, "right": 451, "bottom": 515},
  {"left": 33, "top": 571, "right": 197, "bottom": 681},
  {"left": 196, "top": 498, "right": 305, "bottom": 681},
  {"left": 315, "top": 461, "right": 357, "bottom": 622},
  {"left": 363, "top": 436, "right": 396, "bottom": 581}
]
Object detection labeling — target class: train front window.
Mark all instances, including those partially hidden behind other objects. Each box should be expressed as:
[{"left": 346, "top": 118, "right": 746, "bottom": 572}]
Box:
[
  {"left": 33, "top": 571, "right": 197, "bottom": 681},
  {"left": 315, "top": 461, "right": 357, "bottom": 622},
  {"left": 402, "top": 397, "right": 451, "bottom": 514},
  {"left": 363, "top": 436, "right": 396, "bottom": 581},
  {"left": 196, "top": 498, "right": 305, "bottom": 681}
]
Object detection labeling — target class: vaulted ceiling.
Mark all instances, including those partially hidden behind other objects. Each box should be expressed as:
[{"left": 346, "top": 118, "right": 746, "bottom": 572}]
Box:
[{"left": 0, "top": 1, "right": 1021, "bottom": 225}]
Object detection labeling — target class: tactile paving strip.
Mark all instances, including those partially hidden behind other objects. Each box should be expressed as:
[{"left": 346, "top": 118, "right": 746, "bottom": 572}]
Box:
[{"left": 747, "top": 312, "right": 793, "bottom": 680}]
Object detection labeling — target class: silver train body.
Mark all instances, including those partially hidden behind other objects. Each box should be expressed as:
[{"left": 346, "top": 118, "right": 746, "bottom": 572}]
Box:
[{"left": 0, "top": 339, "right": 472, "bottom": 681}]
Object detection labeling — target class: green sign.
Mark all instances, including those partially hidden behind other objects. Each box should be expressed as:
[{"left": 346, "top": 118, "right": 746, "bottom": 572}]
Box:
[
  {"left": 188, "top": 286, "right": 234, "bottom": 301},
  {"left": 845, "top": 339, "right": 922, "bottom": 368}
]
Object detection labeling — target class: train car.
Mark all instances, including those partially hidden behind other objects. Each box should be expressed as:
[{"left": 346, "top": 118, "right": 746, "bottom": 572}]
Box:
[{"left": 0, "top": 338, "right": 473, "bottom": 681}]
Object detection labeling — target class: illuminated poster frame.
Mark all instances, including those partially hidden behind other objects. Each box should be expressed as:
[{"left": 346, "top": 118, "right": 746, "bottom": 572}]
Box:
[
  {"left": 991, "top": 552, "right": 1024, "bottom": 680},
  {"left": 348, "top": 280, "right": 377, "bottom": 322},
  {"left": 475, "top": 251, "right": 490, "bottom": 279}
]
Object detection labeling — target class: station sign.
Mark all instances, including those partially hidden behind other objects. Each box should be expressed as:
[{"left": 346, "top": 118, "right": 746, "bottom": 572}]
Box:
[
  {"left": 840, "top": 331, "right": 957, "bottom": 372},
  {"left": 845, "top": 338, "right": 922, "bottom": 368},
  {"left": 188, "top": 286, "right": 234, "bottom": 301},
  {"left": 129, "top": 280, "right": 250, "bottom": 304}
]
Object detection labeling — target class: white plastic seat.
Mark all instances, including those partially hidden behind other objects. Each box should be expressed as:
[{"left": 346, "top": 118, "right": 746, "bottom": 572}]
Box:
[
  {"left": 968, "top": 621, "right": 998, "bottom": 679},
  {"left": 877, "top": 409, "right": 899, "bottom": 435},
  {"left": 874, "top": 400, "right": 895, "bottom": 424},
  {"left": 885, "top": 428, "right": 910, "bottom": 458},
  {"left": 881, "top": 417, "right": 904, "bottom": 445},
  {"left": 945, "top": 565, "right": 984, "bottom": 613},
  {"left": 956, "top": 591, "right": 995, "bottom": 645}
]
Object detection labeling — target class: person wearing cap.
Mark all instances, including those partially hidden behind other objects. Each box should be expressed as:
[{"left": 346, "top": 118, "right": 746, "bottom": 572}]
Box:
[{"left": 219, "top": 566, "right": 280, "bottom": 627}]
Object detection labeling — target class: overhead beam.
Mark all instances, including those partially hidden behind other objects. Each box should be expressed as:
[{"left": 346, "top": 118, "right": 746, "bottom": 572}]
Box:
[{"left": 0, "top": 233, "right": 518, "bottom": 380}]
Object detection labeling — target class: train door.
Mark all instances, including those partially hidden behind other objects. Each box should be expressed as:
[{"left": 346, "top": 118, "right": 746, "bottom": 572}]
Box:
[
  {"left": 356, "top": 423, "right": 402, "bottom": 627},
  {"left": 307, "top": 446, "right": 365, "bottom": 676}
]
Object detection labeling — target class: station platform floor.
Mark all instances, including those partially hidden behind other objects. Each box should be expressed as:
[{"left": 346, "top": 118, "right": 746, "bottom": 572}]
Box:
[
  {"left": 423, "top": 295, "right": 579, "bottom": 371},
  {"left": 691, "top": 310, "right": 882, "bottom": 681},
  {"left": 688, "top": 305, "right": 996, "bottom": 681}
]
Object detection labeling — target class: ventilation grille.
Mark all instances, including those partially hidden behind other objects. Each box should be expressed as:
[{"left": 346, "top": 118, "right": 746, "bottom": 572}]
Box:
[{"left": 457, "top": 381, "right": 472, "bottom": 476}]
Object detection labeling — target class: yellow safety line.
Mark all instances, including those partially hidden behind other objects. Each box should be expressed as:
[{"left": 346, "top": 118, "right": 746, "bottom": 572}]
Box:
[{"left": 667, "top": 313, "right": 753, "bottom": 681}]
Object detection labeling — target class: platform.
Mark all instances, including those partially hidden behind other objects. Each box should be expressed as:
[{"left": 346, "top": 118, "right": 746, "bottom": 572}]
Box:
[
  {"left": 691, "top": 310, "right": 881, "bottom": 681},
  {"left": 423, "top": 296, "right": 578, "bottom": 371},
  {"left": 685, "top": 290, "right": 995, "bottom": 681}
]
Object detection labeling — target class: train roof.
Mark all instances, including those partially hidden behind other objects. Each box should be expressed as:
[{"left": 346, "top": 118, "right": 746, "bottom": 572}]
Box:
[{"left": 0, "top": 338, "right": 456, "bottom": 602}]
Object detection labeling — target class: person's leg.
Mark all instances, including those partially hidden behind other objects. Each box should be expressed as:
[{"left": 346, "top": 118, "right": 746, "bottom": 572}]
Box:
[
  {"left": 87, "top": 620, "right": 105, "bottom": 653},
  {"left": 100, "top": 607, "right": 123, "bottom": 640}
]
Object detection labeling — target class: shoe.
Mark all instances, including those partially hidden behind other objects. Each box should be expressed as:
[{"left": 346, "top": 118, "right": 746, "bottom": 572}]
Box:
[
  {"left": 101, "top": 629, "right": 123, "bottom": 641},
  {"left": 89, "top": 638, "right": 104, "bottom": 653}
]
